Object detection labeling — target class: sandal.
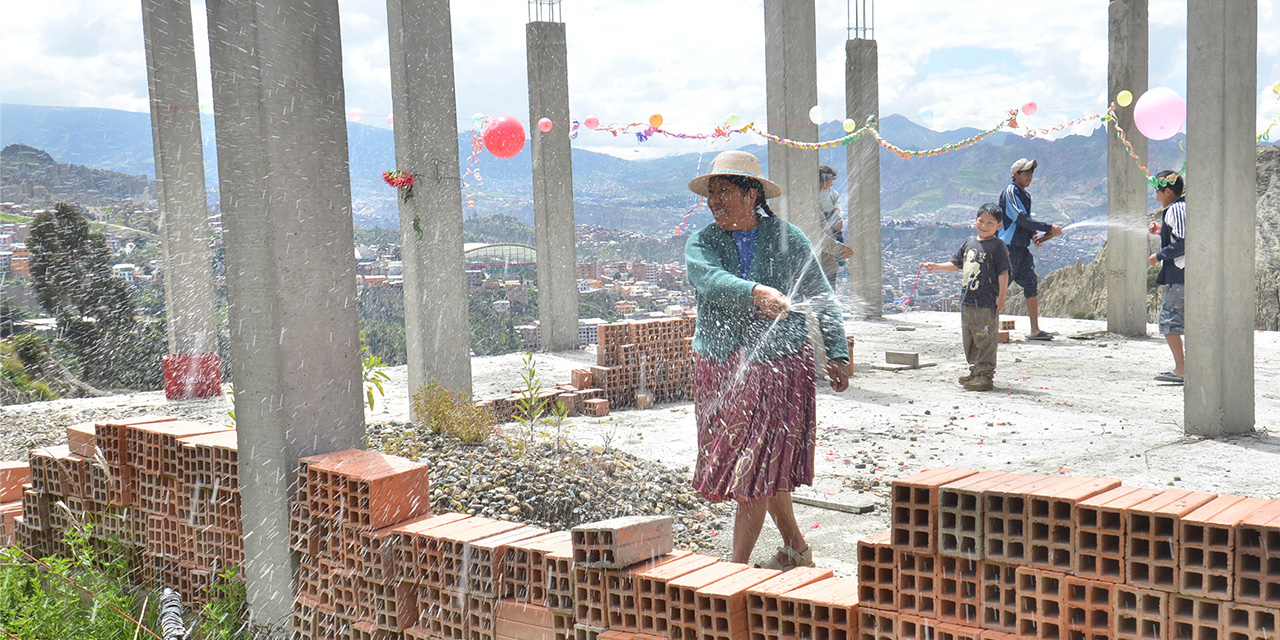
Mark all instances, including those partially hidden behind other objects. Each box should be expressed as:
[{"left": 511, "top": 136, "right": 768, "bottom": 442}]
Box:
[
  {"left": 1154, "top": 372, "right": 1184, "bottom": 384},
  {"left": 757, "top": 545, "right": 814, "bottom": 571},
  {"left": 1027, "top": 331, "right": 1054, "bottom": 341}
]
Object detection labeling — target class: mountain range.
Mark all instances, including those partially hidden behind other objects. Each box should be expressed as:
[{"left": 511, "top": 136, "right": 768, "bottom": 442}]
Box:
[{"left": 2, "top": 103, "right": 1195, "bottom": 237}]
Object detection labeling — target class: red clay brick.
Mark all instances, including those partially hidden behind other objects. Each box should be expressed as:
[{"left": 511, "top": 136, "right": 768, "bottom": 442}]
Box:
[
  {"left": 983, "top": 474, "right": 1057, "bottom": 563},
  {"left": 665, "top": 562, "right": 749, "bottom": 640},
  {"left": 0, "top": 461, "right": 31, "bottom": 503},
  {"left": 1169, "top": 594, "right": 1225, "bottom": 640},
  {"left": 938, "top": 470, "right": 1017, "bottom": 560},
  {"left": 898, "top": 613, "right": 939, "bottom": 640},
  {"left": 1234, "top": 499, "right": 1280, "bottom": 607},
  {"left": 896, "top": 549, "right": 938, "bottom": 617},
  {"left": 980, "top": 561, "right": 1020, "bottom": 634},
  {"left": 1026, "top": 476, "right": 1122, "bottom": 573},
  {"left": 1075, "top": 487, "right": 1164, "bottom": 583},
  {"left": 691, "top": 567, "right": 781, "bottom": 640},
  {"left": 936, "top": 622, "right": 984, "bottom": 640},
  {"left": 746, "top": 567, "right": 834, "bottom": 640},
  {"left": 1015, "top": 567, "right": 1068, "bottom": 640},
  {"left": 65, "top": 423, "right": 98, "bottom": 458},
  {"left": 1177, "top": 495, "right": 1271, "bottom": 600},
  {"left": 1221, "top": 601, "right": 1278, "bottom": 640},
  {"left": 891, "top": 468, "right": 980, "bottom": 553},
  {"left": 858, "top": 608, "right": 898, "bottom": 640},
  {"left": 938, "top": 555, "right": 982, "bottom": 628},
  {"left": 1064, "top": 576, "right": 1115, "bottom": 640},
  {"left": 777, "top": 577, "right": 859, "bottom": 640},
  {"left": 572, "top": 515, "right": 673, "bottom": 568},
  {"left": 635, "top": 553, "right": 721, "bottom": 636},
  {"left": 1125, "top": 489, "right": 1217, "bottom": 591},
  {"left": 856, "top": 531, "right": 896, "bottom": 610},
  {"left": 605, "top": 550, "right": 692, "bottom": 631},
  {"left": 1113, "top": 584, "right": 1167, "bottom": 640}
]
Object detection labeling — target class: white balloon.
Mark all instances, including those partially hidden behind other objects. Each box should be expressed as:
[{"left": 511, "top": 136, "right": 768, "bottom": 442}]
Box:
[{"left": 808, "top": 105, "right": 824, "bottom": 125}]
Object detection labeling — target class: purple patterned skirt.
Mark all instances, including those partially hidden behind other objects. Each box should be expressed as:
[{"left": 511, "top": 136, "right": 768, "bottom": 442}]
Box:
[{"left": 691, "top": 343, "right": 816, "bottom": 502}]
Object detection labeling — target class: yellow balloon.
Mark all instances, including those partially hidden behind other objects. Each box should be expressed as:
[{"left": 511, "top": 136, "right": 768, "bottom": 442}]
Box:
[
  {"left": 1117, "top": 90, "right": 1133, "bottom": 107},
  {"left": 842, "top": 118, "right": 857, "bottom": 133},
  {"left": 1273, "top": 81, "right": 1280, "bottom": 96},
  {"left": 649, "top": 113, "right": 664, "bottom": 129}
]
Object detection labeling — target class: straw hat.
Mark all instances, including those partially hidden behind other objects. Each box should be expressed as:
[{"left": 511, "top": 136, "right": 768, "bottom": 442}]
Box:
[{"left": 687, "top": 150, "right": 783, "bottom": 199}]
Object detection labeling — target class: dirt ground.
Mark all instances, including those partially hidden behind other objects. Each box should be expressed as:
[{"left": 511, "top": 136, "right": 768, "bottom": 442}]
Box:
[
  {"left": 377, "top": 310, "right": 1280, "bottom": 575},
  {"left": 7, "top": 310, "right": 1277, "bottom": 577}
]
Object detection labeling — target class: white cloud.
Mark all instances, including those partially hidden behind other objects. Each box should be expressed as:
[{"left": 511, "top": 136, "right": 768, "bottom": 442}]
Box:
[{"left": 2, "top": 0, "right": 1277, "bottom": 151}]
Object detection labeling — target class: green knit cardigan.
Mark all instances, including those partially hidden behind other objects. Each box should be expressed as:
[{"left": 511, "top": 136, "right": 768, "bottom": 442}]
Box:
[{"left": 684, "top": 216, "right": 849, "bottom": 363}]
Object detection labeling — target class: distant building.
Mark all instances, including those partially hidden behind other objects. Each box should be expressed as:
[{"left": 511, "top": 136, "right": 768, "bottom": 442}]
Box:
[
  {"left": 492, "top": 300, "right": 511, "bottom": 317},
  {"left": 466, "top": 269, "right": 485, "bottom": 289},
  {"left": 9, "top": 246, "right": 30, "bottom": 278},
  {"left": 615, "top": 300, "right": 637, "bottom": 314},
  {"left": 578, "top": 317, "right": 606, "bottom": 345},
  {"left": 515, "top": 323, "right": 540, "bottom": 350},
  {"left": 0, "top": 252, "right": 11, "bottom": 275},
  {"left": 112, "top": 263, "right": 137, "bottom": 283}
]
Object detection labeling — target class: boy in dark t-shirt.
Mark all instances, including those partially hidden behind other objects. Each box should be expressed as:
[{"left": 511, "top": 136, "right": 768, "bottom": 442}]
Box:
[{"left": 924, "top": 203, "right": 1011, "bottom": 391}]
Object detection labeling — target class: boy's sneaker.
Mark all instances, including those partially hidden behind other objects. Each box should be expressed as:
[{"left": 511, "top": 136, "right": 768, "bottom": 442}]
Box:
[{"left": 963, "top": 375, "right": 994, "bottom": 391}]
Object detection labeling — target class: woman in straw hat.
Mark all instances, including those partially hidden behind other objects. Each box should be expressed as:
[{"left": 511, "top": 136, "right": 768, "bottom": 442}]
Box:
[{"left": 684, "top": 150, "right": 850, "bottom": 569}]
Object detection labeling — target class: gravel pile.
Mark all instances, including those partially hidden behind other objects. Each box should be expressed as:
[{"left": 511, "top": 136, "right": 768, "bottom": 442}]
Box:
[
  {"left": 367, "top": 422, "right": 732, "bottom": 554},
  {"left": 0, "top": 400, "right": 232, "bottom": 460}
]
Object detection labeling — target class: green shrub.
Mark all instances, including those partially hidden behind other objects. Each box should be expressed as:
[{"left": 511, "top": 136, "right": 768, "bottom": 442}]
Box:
[{"left": 402, "top": 380, "right": 496, "bottom": 446}]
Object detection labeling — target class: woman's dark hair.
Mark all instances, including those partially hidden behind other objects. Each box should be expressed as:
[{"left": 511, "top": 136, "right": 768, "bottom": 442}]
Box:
[
  {"left": 719, "top": 174, "right": 775, "bottom": 217},
  {"left": 1155, "top": 170, "right": 1184, "bottom": 197},
  {"left": 818, "top": 165, "right": 837, "bottom": 181}
]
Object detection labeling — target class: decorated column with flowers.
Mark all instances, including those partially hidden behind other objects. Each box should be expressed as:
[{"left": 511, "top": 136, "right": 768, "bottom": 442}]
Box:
[{"left": 386, "top": 0, "right": 473, "bottom": 396}]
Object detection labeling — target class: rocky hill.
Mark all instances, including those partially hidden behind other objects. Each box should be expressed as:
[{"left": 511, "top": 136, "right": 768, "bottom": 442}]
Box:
[
  {"left": 1007, "top": 146, "right": 1280, "bottom": 330},
  {"left": 0, "top": 143, "right": 154, "bottom": 206}
]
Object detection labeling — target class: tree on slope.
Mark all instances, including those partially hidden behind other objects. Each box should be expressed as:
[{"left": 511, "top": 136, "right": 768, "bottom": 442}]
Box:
[{"left": 27, "top": 202, "right": 139, "bottom": 386}]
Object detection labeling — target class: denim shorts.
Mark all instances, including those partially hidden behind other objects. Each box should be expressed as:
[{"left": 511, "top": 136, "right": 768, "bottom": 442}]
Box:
[
  {"left": 1158, "top": 283, "right": 1185, "bottom": 336},
  {"left": 1008, "top": 246, "right": 1038, "bottom": 298}
]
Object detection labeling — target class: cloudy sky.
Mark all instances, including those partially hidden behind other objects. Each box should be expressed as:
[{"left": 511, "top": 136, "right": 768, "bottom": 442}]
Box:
[{"left": 2, "top": 0, "right": 1278, "bottom": 157}]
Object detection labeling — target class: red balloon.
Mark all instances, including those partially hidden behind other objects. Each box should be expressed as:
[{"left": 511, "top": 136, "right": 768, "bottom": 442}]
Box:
[{"left": 483, "top": 115, "right": 526, "bottom": 159}]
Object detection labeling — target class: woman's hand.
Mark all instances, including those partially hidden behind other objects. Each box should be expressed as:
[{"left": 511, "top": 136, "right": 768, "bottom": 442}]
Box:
[
  {"left": 751, "top": 284, "right": 791, "bottom": 319},
  {"left": 826, "top": 358, "right": 850, "bottom": 392}
]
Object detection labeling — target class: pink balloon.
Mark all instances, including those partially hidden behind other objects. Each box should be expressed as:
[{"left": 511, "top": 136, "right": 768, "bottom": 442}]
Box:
[
  {"left": 347, "top": 108, "right": 363, "bottom": 122},
  {"left": 483, "top": 115, "right": 526, "bottom": 159},
  {"left": 584, "top": 116, "right": 600, "bottom": 130},
  {"left": 1021, "top": 101, "right": 1037, "bottom": 116},
  {"left": 538, "top": 117, "right": 553, "bottom": 132},
  {"left": 386, "top": 114, "right": 394, "bottom": 127},
  {"left": 1133, "top": 87, "right": 1186, "bottom": 141}
]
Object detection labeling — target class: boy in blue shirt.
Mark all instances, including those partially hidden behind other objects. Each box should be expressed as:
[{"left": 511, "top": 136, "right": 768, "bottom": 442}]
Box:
[
  {"left": 1148, "top": 170, "right": 1186, "bottom": 384},
  {"left": 999, "top": 158, "right": 1062, "bottom": 340},
  {"left": 924, "top": 203, "right": 1011, "bottom": 391}
]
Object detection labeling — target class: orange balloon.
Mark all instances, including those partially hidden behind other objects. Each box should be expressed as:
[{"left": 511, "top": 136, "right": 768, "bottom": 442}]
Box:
[{"left": 649, "top": 113, "right": 663, "bottom": 129}]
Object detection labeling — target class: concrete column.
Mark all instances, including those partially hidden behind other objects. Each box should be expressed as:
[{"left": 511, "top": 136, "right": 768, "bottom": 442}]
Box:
[
  {"left": 205, "top": 0, "right": 365, "bottom": 627},
  {"left": 845, "top": 38, "right": 882, "bottom": 318},
  {"left": 527, "top": 21, "right": 579, "bottom": 352},
  {"left": 763, "top": 0, "right": 821, "bottom": 244},
  {"left": 1184, "top": 0, "right": 1256, "bottom": 436},
  {"left": 141, "top": 0, "right": 220, "bottom": 397},
  {"left": 1105, "top": 0, "right": 1149, "bottom": 337},
  {"left": 387, "top": 0, "right": 473, "bottom": 394}
]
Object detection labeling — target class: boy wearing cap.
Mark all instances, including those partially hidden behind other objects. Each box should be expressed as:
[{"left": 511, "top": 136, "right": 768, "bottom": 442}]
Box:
[{"left": 998, "top": 158, "right": 1062, "bottom": 340}]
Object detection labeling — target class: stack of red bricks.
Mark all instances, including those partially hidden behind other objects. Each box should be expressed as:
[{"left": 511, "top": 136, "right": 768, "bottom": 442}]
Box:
[
  {"left": 587, "top": 316, "right": 697, "bottom": 410},
  {"left": 0, "top": 460, "right": 31, "bottom": 545},
  {"left": 860, "top": 467, "right": 1280, "bottom": 640},
  {"left": 475, "top": 383, "right": 609, "bottom": 421},
  {"left": 13, "top": 415, "right": 238, "bottom": 604}
]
